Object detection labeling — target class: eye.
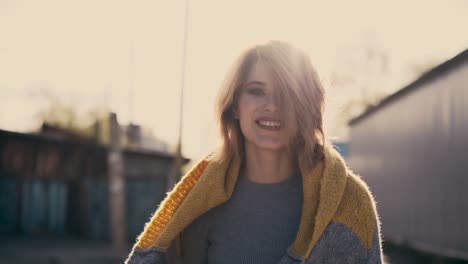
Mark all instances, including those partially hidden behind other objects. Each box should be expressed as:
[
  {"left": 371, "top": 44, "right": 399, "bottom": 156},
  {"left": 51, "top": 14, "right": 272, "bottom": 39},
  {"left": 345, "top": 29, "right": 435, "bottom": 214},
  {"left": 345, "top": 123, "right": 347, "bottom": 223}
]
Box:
[{"left": 247, "top": 87, "right": 265, "bottom": 96}]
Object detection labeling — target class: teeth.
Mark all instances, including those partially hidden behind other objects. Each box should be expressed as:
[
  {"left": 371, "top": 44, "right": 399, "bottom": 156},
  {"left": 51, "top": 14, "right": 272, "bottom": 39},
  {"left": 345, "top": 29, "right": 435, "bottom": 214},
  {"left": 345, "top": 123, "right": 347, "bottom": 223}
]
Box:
[{"left": 258, "top": 120, "right": 281, "bottom": 127}]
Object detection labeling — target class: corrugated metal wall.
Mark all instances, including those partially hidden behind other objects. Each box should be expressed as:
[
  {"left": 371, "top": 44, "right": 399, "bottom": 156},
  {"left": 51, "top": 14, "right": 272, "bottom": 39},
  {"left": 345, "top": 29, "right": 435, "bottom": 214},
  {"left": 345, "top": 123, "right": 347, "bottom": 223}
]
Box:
[
  {"left": 84, "top": 177, "right": 110, "bottom": 240},
  {"left": 126, "top": 178, "right": 167, "bottom": 241},
  {"left": 0, "top": 178, "right": 67, "bottom": 235},
  {"left": 21, "top": 180, "right": 67, "bottom": 235},
  {"left": 0, "top": 131, "right": 175, "bottom": 242},
  {"left": 0, "top": 178, "right": 17, "bottom": 233},
  {"left": 348, "top": 61, "right": 468, "bottom": 259},
  {"left": 83, "top": 177, "right": 167, "bottom": 242}
]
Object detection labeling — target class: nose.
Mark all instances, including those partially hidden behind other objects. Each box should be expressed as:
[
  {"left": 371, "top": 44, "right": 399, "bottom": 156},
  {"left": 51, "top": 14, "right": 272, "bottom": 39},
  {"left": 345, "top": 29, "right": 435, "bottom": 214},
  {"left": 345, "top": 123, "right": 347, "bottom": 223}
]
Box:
[{"left": 264, "top": 94, "right": 279, "bottom": 113}]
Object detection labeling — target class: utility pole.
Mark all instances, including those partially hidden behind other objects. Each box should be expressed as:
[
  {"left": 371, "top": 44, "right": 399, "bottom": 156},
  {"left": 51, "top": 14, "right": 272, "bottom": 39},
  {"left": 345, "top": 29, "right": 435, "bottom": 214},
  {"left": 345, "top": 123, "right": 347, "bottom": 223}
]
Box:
[
  {"left": 129, "top": 41, "right": 135, "bottom": 123},
  {"left": 167, "top": 0, "right": 190, "bottom": 191},
  {"left": 108, "top": 112, "right": 127, "bottom": 254}
]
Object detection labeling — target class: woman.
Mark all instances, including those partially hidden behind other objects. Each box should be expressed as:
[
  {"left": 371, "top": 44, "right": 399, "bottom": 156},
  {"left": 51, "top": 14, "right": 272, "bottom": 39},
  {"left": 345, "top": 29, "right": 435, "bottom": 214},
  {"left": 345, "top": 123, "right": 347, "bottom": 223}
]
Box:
[{"left": 126, "top": 41, "right": 383, "bottom": 264}]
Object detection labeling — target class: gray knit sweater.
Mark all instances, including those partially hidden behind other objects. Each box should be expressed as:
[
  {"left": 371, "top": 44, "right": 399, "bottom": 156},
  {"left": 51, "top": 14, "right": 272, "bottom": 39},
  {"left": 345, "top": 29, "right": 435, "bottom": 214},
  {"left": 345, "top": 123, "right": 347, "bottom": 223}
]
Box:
[
  {"left": 181, "top": 172, "right": 303, "bottom": 264},
  {"left": 125, "top": 146, "right": 384, "bottom": 264}
]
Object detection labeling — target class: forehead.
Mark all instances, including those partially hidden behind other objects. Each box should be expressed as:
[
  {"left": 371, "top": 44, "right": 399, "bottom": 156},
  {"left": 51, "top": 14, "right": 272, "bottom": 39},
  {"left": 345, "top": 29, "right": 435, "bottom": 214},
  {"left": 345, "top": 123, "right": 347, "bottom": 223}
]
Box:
[{"left": 245, "top": 61, "right": 277, "bottom": 87}]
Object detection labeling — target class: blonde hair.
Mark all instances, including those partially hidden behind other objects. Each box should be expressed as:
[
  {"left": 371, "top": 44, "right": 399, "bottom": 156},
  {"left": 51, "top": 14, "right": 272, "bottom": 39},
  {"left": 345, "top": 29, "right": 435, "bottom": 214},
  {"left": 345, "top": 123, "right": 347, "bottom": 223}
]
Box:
[{"left": 215, "top": 41, "right": 327, "bottom": 170}]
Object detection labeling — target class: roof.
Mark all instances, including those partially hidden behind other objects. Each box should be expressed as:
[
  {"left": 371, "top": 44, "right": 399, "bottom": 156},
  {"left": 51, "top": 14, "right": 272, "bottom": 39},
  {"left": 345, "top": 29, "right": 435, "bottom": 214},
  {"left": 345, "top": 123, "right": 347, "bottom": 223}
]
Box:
[
  {"left": 0, "top": 128, "right": 189, "bottom": 162},
  {"left": 349, "top": 48, "right": 468, "bottom": 126}
]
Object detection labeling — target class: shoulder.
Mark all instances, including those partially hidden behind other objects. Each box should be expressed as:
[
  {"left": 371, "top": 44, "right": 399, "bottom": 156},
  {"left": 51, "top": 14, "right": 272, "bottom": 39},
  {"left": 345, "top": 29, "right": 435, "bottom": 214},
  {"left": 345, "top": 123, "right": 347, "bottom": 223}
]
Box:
[
  {"left": 332, "top": 170, "right": 380, "bottom": 250},
  {"left": 340, "top": 171, "right": 378, "bottom": 215}
]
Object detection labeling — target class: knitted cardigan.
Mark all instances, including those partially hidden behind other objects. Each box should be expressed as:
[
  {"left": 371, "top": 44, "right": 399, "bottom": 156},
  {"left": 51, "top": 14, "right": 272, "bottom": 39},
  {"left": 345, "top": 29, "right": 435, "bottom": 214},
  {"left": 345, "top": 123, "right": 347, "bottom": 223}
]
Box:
[{"left": 125, "top": 145, "right": 384, "bottom": 263}]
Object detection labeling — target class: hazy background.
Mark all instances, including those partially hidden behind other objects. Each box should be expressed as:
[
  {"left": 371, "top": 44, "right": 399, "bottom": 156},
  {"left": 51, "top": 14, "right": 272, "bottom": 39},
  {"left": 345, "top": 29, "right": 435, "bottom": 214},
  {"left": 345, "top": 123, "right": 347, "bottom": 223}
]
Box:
[{"left": 1, "top": 0, "right": 467, "bottom": 159}]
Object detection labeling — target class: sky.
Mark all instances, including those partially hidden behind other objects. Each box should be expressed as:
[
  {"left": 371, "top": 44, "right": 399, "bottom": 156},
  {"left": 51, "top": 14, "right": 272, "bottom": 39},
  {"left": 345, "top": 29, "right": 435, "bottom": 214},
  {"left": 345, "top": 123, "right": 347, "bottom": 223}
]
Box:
[{"left": 1, "top": 0, "right": 467, "bottom": 159}]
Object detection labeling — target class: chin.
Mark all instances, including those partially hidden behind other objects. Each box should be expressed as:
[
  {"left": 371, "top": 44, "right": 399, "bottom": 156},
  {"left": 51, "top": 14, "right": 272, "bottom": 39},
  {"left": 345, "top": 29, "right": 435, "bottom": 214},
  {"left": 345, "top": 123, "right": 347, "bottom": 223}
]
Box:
[{"left": 249, "top": 140, "right": 288, "bottom": 152}]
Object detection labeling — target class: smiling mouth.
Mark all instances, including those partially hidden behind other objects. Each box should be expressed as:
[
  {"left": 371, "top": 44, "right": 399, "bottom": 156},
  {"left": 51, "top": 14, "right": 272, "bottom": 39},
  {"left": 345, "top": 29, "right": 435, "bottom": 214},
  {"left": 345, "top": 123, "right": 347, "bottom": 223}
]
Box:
[{"left": 255, "top": 119, "right": 281, "bottom": 130}]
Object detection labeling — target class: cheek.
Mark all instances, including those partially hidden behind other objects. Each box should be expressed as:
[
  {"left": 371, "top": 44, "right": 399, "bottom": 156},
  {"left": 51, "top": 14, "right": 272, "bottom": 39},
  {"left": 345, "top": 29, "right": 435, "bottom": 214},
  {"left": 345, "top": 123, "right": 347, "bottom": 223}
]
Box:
[
  {"left": 237, "top": 98, "right": 257, "bottom": 119},
  {"left": 237, "top": 105, "right": 258, "bottom": 138},
  {"left": 238, "top": 110, "right": 253, "bottom": 131},
  {"left": 283, "top": 120, "right": 299, "bottom": 143}
]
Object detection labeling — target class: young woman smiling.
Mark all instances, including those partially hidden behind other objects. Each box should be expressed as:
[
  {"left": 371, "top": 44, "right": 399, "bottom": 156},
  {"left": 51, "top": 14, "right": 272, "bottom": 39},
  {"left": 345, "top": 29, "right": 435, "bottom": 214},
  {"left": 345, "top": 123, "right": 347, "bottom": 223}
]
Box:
[{"left": 126, "top": 41, "right": 384, "bottom": 264}]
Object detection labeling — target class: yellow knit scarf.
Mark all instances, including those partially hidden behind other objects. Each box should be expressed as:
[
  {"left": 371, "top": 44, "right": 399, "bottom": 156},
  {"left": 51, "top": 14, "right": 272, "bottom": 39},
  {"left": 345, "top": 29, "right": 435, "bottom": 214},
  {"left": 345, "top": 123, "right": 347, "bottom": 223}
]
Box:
[{"left": 130, "top": 144, "right": 378, "bottom": 259}]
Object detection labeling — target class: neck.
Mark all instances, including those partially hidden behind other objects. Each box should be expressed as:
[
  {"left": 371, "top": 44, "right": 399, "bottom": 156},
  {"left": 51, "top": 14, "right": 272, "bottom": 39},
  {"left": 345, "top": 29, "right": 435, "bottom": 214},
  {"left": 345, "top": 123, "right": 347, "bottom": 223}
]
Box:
[{"left": 242, "top": 143, "right": 298, "bottom": 184}]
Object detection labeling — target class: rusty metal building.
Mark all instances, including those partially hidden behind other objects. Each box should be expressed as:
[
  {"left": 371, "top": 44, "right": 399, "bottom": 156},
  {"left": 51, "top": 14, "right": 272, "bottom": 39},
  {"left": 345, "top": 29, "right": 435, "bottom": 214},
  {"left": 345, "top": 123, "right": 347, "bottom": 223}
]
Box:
[{"left": 348, "top": 49, "right": 468, "bottom": 260}]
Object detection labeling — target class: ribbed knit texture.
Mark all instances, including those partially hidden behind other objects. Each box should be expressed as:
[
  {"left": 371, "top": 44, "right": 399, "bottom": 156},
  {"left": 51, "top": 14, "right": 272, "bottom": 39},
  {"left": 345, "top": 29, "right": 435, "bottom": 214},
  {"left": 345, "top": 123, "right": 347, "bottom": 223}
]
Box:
[
  {"left": 125, "top": 145, "right": 384, "bottom": 263},
  {"left": 181, "top": 172, "right": 305, "bottom": 264}
]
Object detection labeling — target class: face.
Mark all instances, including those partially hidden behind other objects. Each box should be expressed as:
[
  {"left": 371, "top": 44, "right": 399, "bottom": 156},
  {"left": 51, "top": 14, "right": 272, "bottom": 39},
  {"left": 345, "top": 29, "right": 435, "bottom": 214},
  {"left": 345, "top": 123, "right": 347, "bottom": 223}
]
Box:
[{"left": 235, "top": 61, "right": 297, "bottom": 152}]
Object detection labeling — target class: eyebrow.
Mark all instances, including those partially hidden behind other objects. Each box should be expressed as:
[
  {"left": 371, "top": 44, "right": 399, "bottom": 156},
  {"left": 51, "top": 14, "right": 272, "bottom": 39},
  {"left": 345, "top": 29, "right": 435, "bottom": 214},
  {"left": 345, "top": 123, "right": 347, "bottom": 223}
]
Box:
[{"left": 244, "top": 81, "right": 266, "bottom": 87}]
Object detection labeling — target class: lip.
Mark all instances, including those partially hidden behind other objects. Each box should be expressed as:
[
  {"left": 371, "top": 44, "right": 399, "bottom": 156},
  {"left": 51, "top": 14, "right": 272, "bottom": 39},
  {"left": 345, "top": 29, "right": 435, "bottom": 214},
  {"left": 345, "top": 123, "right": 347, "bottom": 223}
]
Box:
[
  {"left": 255, "top": 116, "right": 281, "bottom": 122},
  {"left": 255, "top": 116, "right": 282, "bottom": 131}
]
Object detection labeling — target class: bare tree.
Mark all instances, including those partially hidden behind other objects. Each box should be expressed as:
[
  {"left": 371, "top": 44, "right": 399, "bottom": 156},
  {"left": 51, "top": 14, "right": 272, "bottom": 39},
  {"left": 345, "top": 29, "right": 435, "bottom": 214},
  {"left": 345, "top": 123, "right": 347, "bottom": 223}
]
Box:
[
  {"left": 329, "top": 33, "right": 391, "bottom": 133},
  {"left": 32, "top": 88, "right": 110, "bottom": 139}
]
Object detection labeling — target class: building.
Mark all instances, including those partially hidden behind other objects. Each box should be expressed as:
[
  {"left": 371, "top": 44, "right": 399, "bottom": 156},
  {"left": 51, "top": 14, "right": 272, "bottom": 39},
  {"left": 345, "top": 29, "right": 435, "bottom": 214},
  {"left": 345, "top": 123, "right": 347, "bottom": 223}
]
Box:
[
  {"left": 348, "top": 48, "right": 468, "bottom": 260},
  {"left": 0, "top": 123, "right": 188, "bottom": 242}
]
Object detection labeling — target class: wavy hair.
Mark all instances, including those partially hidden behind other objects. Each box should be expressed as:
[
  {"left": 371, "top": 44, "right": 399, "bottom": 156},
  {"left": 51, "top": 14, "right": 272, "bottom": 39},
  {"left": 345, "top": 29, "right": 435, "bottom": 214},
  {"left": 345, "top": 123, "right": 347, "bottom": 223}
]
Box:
[{"left": 215, "top": 41, "right": 327, "bottom": 171}]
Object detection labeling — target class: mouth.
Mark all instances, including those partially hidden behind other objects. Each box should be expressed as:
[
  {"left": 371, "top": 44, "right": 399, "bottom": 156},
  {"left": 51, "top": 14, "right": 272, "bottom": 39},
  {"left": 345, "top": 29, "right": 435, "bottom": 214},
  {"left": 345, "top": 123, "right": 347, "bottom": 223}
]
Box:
[{"left": 255, "top": 119, "right": 281, "bottom": 131}]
